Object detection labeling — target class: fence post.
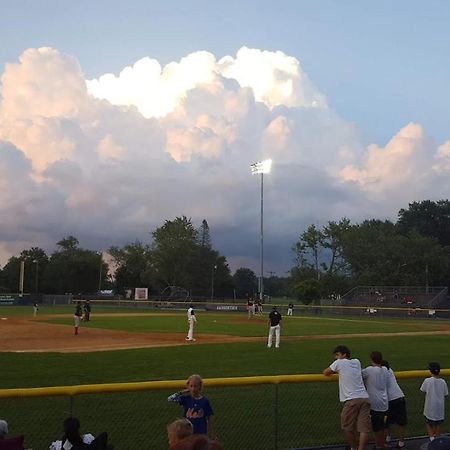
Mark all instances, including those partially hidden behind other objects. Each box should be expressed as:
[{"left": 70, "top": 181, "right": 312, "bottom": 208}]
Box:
[{"left": 274, "top": 383, "right": 279, "bottom": 450}]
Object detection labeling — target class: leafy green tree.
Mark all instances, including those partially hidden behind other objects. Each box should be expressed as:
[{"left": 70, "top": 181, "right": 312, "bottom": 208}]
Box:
[
  {"left": 198, "top": 219, "right": 212, "bottom": 249},
  {"left": 151, "top": 216, "right": 199, "bottom": 289},
  {"left": 109, "top": 241, "right": 154, "bottom": 294},
  {"left": 233, "top": 268, "right": 257, "bottom": 298},
  {"left": 57, "top": 236, "right": 79, "bottom": 251},
  {"left": 210, "top": 255, "right": 234, "bottom": 298},
  {"left": 43, "top": 237, "right": 107, "bottom": 294},
  {"left": 340, "top": 220, "right": 450, "bottom": 287},
  {"left": 398, "top": 200, "right": 450, "bottom": 246},
  {"left": 321, "top": 218, "right": 351, "bottom": 275},
  {"left": 150, "top": 217, "right": 233, "bottom": 297},
  {"left": 292, "top": 278, "right": 320, "bottom": 305},
  {"left": 264, "top": 275, "right": 290, "bottom": 298},
  {"left": 293, "top": 224, "right": 323, "bottom": 280},
  {"left": 1, "top": 247, "right": 48, "bottom": 293}
]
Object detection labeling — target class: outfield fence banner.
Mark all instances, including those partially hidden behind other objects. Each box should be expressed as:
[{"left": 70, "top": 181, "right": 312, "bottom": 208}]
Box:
[
  {"left": 0, "top": 294, "right": 29, "bottom": 306},
  {"left": 1, "top": 370, "right": 449, "bottom": 450}
]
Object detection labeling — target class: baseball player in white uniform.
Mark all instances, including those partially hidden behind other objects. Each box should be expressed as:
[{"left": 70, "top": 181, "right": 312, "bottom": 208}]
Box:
[{"left": 186, "top": 305, "right": 197, "bottom": 341}]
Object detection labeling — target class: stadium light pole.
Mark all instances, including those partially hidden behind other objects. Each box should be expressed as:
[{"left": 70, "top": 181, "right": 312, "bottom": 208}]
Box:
[
  {"left": 33, "top": 259, "right": 39, "bottom": 294},
  {"left": 211, "top": 264, "right": 217, "bottom": 300},
  {"left": 98, "top": 252, "right": 103, "bottom": 292},
  {"left": 250, "top": 159, "right": 272, "bottom": 302}
]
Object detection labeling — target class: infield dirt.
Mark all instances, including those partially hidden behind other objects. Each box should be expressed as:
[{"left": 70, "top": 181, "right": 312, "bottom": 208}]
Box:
[{"left": 1, "top": 313, "right": 449, "bottom": 353}]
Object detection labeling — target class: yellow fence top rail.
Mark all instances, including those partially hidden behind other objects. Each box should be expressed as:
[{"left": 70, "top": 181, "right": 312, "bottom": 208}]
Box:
[{"left": 0, "top": 369, "right": 449, "bottom": 399}]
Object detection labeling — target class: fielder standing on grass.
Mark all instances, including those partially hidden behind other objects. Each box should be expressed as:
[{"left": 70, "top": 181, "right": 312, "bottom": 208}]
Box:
[
  {"left": 267, "top": 306, "right": 282, "bottom": 348},
  {"left": 74, "top": 301, "right": 83, "bottom": 335},
  {"left": 186, "top": 304, "right": 197, "bottom": 341},
  {"left": 83, "top": 300, "right": 91, "bottom": 321}
]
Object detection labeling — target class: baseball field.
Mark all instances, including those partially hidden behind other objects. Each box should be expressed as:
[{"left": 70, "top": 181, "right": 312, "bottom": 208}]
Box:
[{"left": 1, "top": 304, "right": 449, "bottom": 450}]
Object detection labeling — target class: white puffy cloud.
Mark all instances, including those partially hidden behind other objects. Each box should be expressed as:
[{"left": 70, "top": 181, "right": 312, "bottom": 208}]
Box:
[
  {"left": 0, "top": 46, "right": 449, "bottom": 272},
  {"left": 433, "top": 140, "right": 450, "bottom": 173},
  {"left": 340, "top": 123, "right": 428, "bottom": 185},
  {"left": 86, "top": 46, "right": 326, "bottom": 119},
  {"left": 218, "top": 47, "right": 327, "bottom": 109}
]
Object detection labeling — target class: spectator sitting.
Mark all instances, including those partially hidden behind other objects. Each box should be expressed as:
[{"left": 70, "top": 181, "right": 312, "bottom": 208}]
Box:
[
  {"left": 0, "top": 421, "right": 8, "bottom": 440},
  {"left": 49, "top": 417, "right": 95, "bottom": 450},
  {"left": 0, "top": 419, "right": 25, "bottom": 450},
  {"left": 167, "top": 419, "right": 193, "bottom": 449},
  {"left": 172, "top": 435, "right": 223, "bottom": 450},
  {"left": 429, "top": 436, "right": 450, "bottom": 450}
]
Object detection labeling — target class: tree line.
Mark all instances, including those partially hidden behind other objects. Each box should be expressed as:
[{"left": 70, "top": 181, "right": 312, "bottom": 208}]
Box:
[{"left": 0, "top": 200, "right": 449, "bottom": 301}]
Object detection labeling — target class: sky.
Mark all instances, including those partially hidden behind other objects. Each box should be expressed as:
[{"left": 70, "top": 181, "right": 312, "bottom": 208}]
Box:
[{"left": 0, "top": 0, "right": 450, "bottom": 275}]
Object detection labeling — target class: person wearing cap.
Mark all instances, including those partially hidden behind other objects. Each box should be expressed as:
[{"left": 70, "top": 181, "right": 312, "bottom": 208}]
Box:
[
  {"left": 323, "top": 345, "right": 371, "bottom": 450},
  {"left": 0, "top": 419, "right": 8, "bottom": 439},
  {"left": 267, "top": 306, "right": 282, "bottom": 348},
  {"left": 420, "top": 362, "right": 449, "bottom": 446},
  {"left": 186, "top": 304, "right": 197, "bottom": 342}
]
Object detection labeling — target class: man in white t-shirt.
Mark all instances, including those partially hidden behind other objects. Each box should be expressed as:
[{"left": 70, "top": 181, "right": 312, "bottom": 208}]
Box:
[
  {"left": 362, "top": 351, "right": 389, "bottom": 450},
  {"left": 186, "top": 305, "right": 197, "bottom": 342},
  {"left": 420, "top": 362, "right": 449, "bottom": 445},
  {"left": 324, "top": 345, "right": 371, "bottom": 450}
]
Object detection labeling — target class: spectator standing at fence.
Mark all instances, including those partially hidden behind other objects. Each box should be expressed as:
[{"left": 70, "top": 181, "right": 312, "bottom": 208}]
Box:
[
  {"left": 74, "top": 301, "right": 83, "bottom": 335},
  {"left": 168, "top": 374, "right": 215, "bottom": 438},
  {"left": 287, "top": 302, "right": 293, "bottom": 316},
  {"left": 381, "top": 360, "right": 407, "bottom": 449},
  {"left": 32, "top": 302, "right": 39, "bottom": 317},
  {"left": 167, "top": 418, "right": 193, "bottom": 449},
  {"left": 83, "top": 300, "right": 91, "bottom": 322},
  {"left": 267, "top": 306, "right": 282, "bottom": 348},
  {"left": 362, "top": 351, "right": 389, "bottom": 450},
  {"left": 186, "top": 305, "right": 197, "bottom": 342},
  {"left": 323, "top": 345, "right": 371, "bottom": 450},
  {"left": 420, "top": 362, "right": 449, "bottom": 446}
]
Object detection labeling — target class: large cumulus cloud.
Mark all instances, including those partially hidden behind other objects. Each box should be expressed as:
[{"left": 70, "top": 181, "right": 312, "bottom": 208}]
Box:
[{"left": 0, "top": 46, "right": 449, "bottom": 272}]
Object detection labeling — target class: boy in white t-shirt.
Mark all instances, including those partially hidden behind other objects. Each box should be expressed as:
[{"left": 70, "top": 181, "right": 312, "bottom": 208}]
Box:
[
  {"left": 362, "top": 351, "right": 389, "bottom": 450},
  {"left": 381, "top": 359, "right": 407, "bottom": 449},
  {"left": 324, "top": 345, "right": 371, "bottom": 450},
  {"left": 420, "top": 362, "right": 449, "bottom": 445}
]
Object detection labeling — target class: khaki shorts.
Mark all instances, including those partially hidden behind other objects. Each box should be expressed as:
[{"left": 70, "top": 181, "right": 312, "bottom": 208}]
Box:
[{"left": 341, "top": 398, "right": 371, "bottom": 433}]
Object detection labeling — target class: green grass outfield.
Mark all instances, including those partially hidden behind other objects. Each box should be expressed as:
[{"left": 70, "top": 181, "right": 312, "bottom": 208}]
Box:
[{"left": 1, "top": 305, "right": 450, "bottom": 449}]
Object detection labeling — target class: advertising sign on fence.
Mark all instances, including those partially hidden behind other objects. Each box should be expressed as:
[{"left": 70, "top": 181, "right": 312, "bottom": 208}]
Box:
[
  {"left": 0, "top": 294, "right": 19, "bottom": 306},
  {"left": 134, "top": 288, "right": 148, "bottom": 300}
]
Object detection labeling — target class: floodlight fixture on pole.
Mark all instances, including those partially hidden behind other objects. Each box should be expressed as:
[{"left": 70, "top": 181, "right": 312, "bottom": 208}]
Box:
[{"left": 250, "top": 159, "right": 272, "bottom": 301}]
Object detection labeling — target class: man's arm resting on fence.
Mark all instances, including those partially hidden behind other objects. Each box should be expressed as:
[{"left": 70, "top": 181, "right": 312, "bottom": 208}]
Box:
[{"left": 323, "top": 367, "right": 336, "bottom": 376}]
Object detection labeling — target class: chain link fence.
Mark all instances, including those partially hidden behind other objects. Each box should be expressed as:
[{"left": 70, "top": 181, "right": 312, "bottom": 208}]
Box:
[{"left": 1, "top": 371, "right": 449, "bottom": 450}]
